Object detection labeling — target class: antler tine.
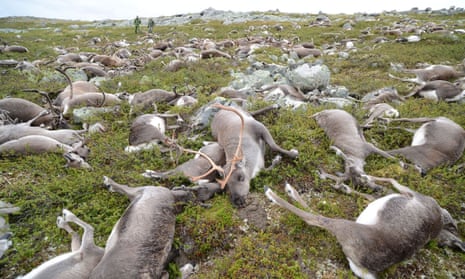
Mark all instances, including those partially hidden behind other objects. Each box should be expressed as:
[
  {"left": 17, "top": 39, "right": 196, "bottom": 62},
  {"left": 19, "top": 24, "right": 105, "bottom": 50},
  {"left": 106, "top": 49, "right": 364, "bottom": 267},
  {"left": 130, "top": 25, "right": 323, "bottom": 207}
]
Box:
[
  {"left": 22, "top": 89, "right": 56, "bottom": 113},
  {"left": 163, "top": 137, "right": 225, "bottom": 182},
  {"left": 55, "top": 67, "right": 73, "bottom": 99}
]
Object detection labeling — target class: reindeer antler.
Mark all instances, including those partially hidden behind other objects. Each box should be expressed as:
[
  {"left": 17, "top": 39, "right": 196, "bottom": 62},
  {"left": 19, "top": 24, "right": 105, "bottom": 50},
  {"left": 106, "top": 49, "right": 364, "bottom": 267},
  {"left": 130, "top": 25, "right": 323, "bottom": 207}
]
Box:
[
  {"left": 162, "top": 136, "right": 225, "bottom": 182},
  {"left": 55, "top": 67, "right": 73, "bottom": 99}
]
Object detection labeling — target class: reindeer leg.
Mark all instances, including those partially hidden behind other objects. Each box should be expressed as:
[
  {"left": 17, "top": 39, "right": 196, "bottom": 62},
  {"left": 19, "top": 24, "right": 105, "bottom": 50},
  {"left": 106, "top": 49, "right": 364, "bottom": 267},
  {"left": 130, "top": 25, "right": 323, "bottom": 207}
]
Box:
[
  {"left": 24, "top": 110, "right": 50, "bottom": 126},
  {"left": 360, "top": 175, "right": 414, "bottom": 196},
  {"left": 250, "top": 104, "right": 280, "bottom": 117},
  {"left": 142, "top": 169, "right": 172, "bottom": 179},
  {"left": 62, "top": 209, "right": 97, "bottom": 251},
  {"left": 102, "top": 176, "right": 139, "bottom": 201},
  {"left": 388, "top": 73, "right": 424, "bottom": 85},
  {"left": 333, "top": 181, "right": 375, "bottom": 201},
  {"left": 318, "top": 169, "right": 375, "bottom": 201},
  {"left": 386, "top": 117, "right": 436, "bottom": 124},
  {"left": 265, "top": 186, "right": 334, "bottom": 228},
  {"left": 329, "top": 145, "right": 348, "bottom": 161},
  {"left": 265, "top": 155, "right": 282, "bottom": 170},
  {"left": 256, "top": 121, "right": 298, "bottom": 158},
  {"left": 173, "top": 182, "right": 222, "bottom": 202},
  {"left": 56, "top": 215, "right": 81, "bottom": 251},
  {"left": 284, "top": 182, "right": 309, "bottom": 209}
]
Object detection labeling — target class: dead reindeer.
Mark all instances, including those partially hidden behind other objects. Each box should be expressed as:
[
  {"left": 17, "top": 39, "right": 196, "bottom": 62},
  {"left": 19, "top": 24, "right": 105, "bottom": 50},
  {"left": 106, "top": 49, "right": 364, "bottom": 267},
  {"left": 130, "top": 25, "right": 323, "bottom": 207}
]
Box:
[
  {"left": 118, "top": 88, "right": 177, "bottom": 113},
  {"left": 200, "top": 49, "right": 232, "bottom": 59},
  {"left": 144, "top": 142, "right": 226, "bottom": 201},
  {"left": 89, "top": 177, "right": 194, "bottom": 279},
  {"left": 362, "top": 103, "right": 399, "bottom": 128},
  {"left": 21, "top": 209, "right": 104, "bottom": 279},
  {"left": 289, "top": 46, "right": 322, "bottom": 59},
  {"left": 313, "top": 109, "right": 402, "bottom": 199},
  {"left": 386, "top": 116, "right": 465, "bottom": 174},
  {"left": 0, "top": 112, "right": 90, "bottom": 167},
  {"left": 90, "top": 53, "right": 126, "bottom": 67},
  {"left": 256, "top": 84, "right": 308, "bottom": 101},
  {"left": 0, "top": 135, "right": 90, "bottom": 167},
  {"left": 0, "top": 97, "right": 55, "bottom": 127},
  {"left": 265, "top": 177, "right": 464, "bottom": 279},
  {"left": 61, "top": 92, "right": 121, "bottom": 117},
  {"left": 360, "top": 88, "right": 404, "bottom": 127},
  {"left": 53, "top": 67, "right": 100, "bottom": 106},
  {"left": 0, "top": 44, "right": 28, "bottom": 53},
  {"left": 403, "top": 80, "right": 465, "bottom": 102},
  {"left": 361, "top": 87, "right": 405, "bottom": 110},
  {"left": 0, "top": 110, "right": 83, "bottom": 145},
  {"left": 389, "top": 64, "right": 465, "bottom": 85},
  {"left": 120, "top": 86, "right": 195, "bottom": 114},
  {"left": 210, "top": 104, "right": 298, "bottom": 207},
  {"left": 54, "top": 80, "right": 100, "bottom": 106},
  {"left": 80, "top": 65, "right": 108, "bottom": 80},
  {"left": 124, "top": 113, "right": 182, "bottom": 153},
  {"left": 63, "top": 151, "right": 91, "bottom": 169},
  {"left": 52, "top": 67, "right": 121, "bottom": 117}
]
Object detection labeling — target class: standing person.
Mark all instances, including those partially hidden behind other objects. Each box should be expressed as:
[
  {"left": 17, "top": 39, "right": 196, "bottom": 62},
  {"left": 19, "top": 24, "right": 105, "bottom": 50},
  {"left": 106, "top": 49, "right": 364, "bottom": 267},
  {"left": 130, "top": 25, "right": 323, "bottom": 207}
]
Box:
[
  {"left": 134, "top": 16, "right": 141, "bottom": 34},
  {"left": 147, "top": 18, "right": 154, "bottom": 33}
]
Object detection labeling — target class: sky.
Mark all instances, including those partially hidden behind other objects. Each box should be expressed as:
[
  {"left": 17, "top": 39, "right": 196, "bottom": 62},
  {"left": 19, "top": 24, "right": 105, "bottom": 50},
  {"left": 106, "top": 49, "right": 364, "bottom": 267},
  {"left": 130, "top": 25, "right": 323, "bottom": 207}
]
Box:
[{"left": 1, "top": 0, "right": 464, "bottom": 21}]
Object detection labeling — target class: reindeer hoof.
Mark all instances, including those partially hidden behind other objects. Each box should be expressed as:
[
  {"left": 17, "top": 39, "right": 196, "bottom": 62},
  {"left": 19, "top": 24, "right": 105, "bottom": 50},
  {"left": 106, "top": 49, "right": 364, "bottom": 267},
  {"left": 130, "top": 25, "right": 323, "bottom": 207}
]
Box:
[
  {"left": 172, "top": 185, "right": 188, "bottom": 191},
  {"left": 142, "top": 170, "right": 163, "bottom": 179},
  {"left": 290, "top": 149, "right": 299, "bottom": 158},
  {"left": 317, "top": 169, "right": 327, "bottom": 180},
  {"left": 399, "top": 161, "right": 408, "bottom": 169},
  {"left": 56, "top": 216, "right": 66, "bottom": 228},
  {"left": 102, "top": 176, "right": 115, "bottom": 191},
  {"left": 62, "top": 209, "right": 75, "bottom": 222}
]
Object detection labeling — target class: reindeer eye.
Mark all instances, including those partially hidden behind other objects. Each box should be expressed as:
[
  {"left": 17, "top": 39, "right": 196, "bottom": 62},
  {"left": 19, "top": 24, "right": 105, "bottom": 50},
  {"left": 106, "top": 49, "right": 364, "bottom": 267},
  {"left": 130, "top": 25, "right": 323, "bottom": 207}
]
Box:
[{"left": 237, "top": 174, "right": 245, "bottom": 182}]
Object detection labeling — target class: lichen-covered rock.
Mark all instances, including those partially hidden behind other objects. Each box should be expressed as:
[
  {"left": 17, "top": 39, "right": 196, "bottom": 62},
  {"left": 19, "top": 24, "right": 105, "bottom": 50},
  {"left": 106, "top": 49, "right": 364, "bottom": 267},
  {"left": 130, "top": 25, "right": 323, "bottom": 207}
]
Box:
[
  {"left": 286, "top": 63, "right": 331, "bottom": 92},
  {"left": 73, "top": 107, "right": 115, "bottom": 123}
]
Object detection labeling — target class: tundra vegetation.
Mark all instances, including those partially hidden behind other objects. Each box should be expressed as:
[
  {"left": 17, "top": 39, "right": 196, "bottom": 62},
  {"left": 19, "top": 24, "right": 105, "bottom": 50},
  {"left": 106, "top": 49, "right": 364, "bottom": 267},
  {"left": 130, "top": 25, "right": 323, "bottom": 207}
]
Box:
[{"left": 1, "top": 9, "right": 465, "bottom": 278}]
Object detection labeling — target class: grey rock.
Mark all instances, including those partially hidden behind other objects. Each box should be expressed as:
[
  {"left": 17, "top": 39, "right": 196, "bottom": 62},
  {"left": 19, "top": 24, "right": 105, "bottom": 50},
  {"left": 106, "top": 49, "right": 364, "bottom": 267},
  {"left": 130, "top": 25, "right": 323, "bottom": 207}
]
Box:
[{"left": 286, "top": 63, "right": 331, "bottom": 91}]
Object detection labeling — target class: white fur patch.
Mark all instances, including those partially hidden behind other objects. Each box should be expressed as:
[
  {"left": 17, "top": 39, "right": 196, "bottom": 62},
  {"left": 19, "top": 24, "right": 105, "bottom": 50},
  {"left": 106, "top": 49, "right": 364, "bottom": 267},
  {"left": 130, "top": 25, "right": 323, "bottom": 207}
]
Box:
[
  {"left": 124, "top": 141, "right": 159, "bottom": 153},
  {"left": 348, "top": 259, "right": 376, "bottom": 279},
  {"left": 62, "top": 104, "right": 69, "bottom": 115},
  {"left": 356, "top": 194, "right": 401, "bottom": 225},
  {"left": 251, "top": 146, "right": 265, "bottom": 178},
  {"left": 384, "top": 108, "right": 399, "bottom": 118},
  {"left": 411, "top": 125, "right": 428, "bottom": 146},
  {"left": 105, "top": 219, "right": 120, "bottom": 249},
  {"left": 419, "top": 90, "right": 438, "bottom": 101},
  {"left": 148, "top": 116, "right": 165, "bottom": 134}
]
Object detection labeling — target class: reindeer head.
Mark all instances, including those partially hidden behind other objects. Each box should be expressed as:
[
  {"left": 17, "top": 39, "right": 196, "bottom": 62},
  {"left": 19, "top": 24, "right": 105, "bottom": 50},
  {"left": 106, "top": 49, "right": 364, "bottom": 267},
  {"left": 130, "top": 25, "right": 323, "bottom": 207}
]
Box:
[
  {"left": 437, "top": 208, "right": 465, "bottom": 252},
  {"left": 223, "top": 159, "right": 251, "bottom": 207}
]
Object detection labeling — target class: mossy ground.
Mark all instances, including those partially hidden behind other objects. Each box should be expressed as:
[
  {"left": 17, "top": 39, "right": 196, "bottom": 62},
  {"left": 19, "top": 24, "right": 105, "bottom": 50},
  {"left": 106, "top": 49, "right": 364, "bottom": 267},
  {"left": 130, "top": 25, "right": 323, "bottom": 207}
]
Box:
[{"left": 1, "top": 11, "right": 465, "bottom": 278}]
